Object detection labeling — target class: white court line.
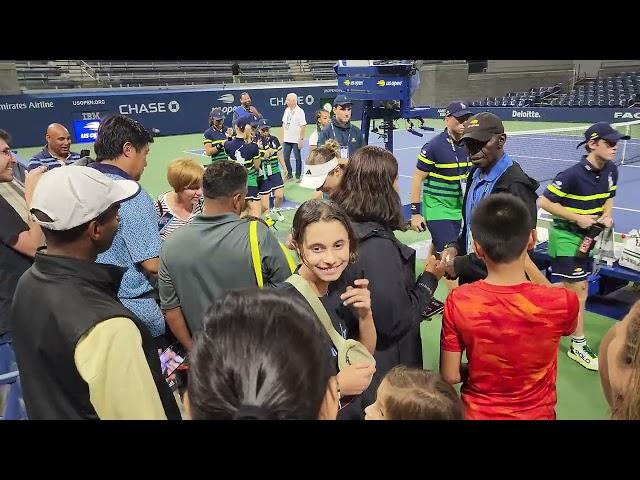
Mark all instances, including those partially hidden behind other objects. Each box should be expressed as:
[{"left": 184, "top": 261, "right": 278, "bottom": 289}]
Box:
[
  {"left": 613, "top": 206, "right": 640, "bottom": 213},
  {"left": 183, "top": 150, "right": 208, "bottom": 157},
  {"left": 182, "top": 150, "right": 209, "bottom": 157}
]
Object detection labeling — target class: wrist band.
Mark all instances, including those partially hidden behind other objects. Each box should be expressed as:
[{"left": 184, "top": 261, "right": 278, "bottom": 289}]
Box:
[{"left": 411, "top": 203, "right": 421, "bottom": 214}]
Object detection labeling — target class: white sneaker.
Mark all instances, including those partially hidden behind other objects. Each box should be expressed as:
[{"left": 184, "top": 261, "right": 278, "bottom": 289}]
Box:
[{"left": 567, "top": 342, "right": 599, "bottom": 371}]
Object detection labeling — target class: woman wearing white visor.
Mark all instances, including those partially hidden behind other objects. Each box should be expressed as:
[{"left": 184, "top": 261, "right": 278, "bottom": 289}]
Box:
[{"left": 299, "top": 140, "right": 347, "bottom": 200}]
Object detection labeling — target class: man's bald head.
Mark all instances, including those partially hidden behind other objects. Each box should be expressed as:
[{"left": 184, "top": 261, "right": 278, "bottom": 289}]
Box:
[{"left": 46, "top": 123, "right": 71, "bottom": 158}]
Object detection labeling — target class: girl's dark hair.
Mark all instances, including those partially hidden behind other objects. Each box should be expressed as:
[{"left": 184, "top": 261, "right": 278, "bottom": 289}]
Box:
[
  {"left": 332, "top": 145, "right": 405, "bottom": 231},
  {"left": 291, "top": 199, "right": 358, "bottom": 264},
  {"left": 315, "top": 109, "right": 328, "bottom": 133},
  {"left": 188, "top": 289, "right": 334, "bottom": 420},
  {"left": 383, "top": 366, "right": 463, "bottom": 420}
]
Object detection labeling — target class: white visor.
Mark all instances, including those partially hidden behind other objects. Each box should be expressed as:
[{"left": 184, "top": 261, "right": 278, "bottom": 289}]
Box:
[{"left": 299, "top": 158, "right": 339, "bottom": 190}]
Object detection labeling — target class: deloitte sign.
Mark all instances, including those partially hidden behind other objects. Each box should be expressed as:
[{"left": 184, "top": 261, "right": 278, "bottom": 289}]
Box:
[{"left": 511, "top": 110, "right": 541, "bottom": 119}]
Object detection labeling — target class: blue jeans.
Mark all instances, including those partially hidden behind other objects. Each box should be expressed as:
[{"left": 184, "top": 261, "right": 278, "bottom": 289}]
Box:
[{"left": 283, "top": 142, "right": 302, "bottom": 178}]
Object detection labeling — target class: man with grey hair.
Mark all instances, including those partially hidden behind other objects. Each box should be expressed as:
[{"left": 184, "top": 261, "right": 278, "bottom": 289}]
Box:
[{"left": 281, "top": 92, "right": 307, "bottom": 182}]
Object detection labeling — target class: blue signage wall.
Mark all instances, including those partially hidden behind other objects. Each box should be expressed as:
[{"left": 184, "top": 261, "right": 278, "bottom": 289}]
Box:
[
  {"left": 0, "top": 83, "right": 638, "bottom": 147},
  {"left": 0, "top": 85, "right": 357, "bottom": 148}
]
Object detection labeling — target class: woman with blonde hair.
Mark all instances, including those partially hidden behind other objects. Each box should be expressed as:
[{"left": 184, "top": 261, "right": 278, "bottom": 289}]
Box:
[{"left": 155, "top": 158, "right": 204, "bottom": 241}]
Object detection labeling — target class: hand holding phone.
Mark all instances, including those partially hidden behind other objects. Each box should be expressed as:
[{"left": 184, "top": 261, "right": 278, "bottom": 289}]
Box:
[{"left": 159, "top": 344, "right": 187, "bottom": 378}]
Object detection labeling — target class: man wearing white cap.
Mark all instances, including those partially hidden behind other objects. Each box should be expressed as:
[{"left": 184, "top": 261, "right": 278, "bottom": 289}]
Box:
[{"left": 10, "top": 166, "right": 181, "bottom": 420}]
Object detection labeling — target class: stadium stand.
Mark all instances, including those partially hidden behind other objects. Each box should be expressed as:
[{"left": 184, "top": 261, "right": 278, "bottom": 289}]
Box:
[
  {"left": 470, "top": 72, "right": 639, "bottom": 108},
  {"left": 15, "top": 60, "right": 297, "bottom": 89}
]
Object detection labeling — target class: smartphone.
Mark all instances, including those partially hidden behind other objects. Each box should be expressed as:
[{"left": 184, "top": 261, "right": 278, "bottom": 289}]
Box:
[
  {"left": 159, "top": 344, "right": 187, "bottom": 378},
  {"left": 80, "top": 149, "right": 91, "bottom": 157}
]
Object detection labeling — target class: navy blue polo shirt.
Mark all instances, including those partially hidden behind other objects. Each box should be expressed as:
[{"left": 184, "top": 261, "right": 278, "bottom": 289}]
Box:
[
  {"left": 416, "top": 129, "right": 471, "bottom": 221},
  {"left": 543, "top": 156, "right": 618, "bottom": 257},
  {"left": 28, "top": 147, "right": 81, "bottom": 171},
  {"left": 203, "top": 127, "right": 228, "bottom": 162}
]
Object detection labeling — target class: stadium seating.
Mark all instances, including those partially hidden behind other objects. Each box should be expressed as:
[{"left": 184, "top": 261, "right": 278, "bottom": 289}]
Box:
[
  {"left": 15, "top": 60, "right": 297, "bottom": 89},
  {"left": 472, "top": 72, "right": 639, "bottom": 108}
]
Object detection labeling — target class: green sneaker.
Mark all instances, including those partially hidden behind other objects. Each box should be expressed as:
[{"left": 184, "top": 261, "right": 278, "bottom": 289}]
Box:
[{"left": 567, "top": 342, "right": 599, "bottom": 371}]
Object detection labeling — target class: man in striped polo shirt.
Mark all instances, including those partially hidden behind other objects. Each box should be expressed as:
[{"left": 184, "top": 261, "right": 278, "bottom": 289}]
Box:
[
  {"left": 410, "top": 101, "right": 472, "bottom": 287},
  {"left": 28, "top": 123, "right": 81, "bottom": 171},
  {"left": 539, "top": 122, "right": 627, "bottom": 371}
]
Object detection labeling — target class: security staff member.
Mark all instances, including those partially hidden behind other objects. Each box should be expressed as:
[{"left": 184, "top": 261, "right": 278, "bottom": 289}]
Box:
[{"left": 317, "top": 95, "right": 365, "bottom": 158}]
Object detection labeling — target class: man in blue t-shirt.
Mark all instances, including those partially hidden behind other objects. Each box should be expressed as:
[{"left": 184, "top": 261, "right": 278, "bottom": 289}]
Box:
[{"left": 232, "top": 92, "right": 262, "bottom": 127}]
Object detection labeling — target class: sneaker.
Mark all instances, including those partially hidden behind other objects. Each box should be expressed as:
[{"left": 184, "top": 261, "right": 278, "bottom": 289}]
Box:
[
  {"left": 567, "top": 342, "right": 599, "bottom": 371},
  {"left": 421, "top": 297, "right": 445, "bottom": 320},
  {"left": 286, "top": 174, "right": 293, "bottom": 181},
  {"left": 295, "top": 176, "right": 301, "bottom": 183}
]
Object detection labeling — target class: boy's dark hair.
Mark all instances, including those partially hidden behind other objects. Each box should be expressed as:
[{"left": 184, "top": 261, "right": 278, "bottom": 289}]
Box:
[
  {"left": 94, "top": 114, "right": 153, "bottom": 161},
  {"left": 202, "top": 160, "right": 247, "bottom": 199},
  {"left": 332, "top": 145, "right": 405, "bottom": 231},
  {"left": 188, "top": 289, "right": 334, "bottom": 420},
  {"left": 291, "top": 199, "right": 358, "bottom": 264},
  {"left": 384, "top": 366, "right": 463, "bottom": 420},
  {"left": 470, "top": 193, "right": 532, "bottom": 263}
]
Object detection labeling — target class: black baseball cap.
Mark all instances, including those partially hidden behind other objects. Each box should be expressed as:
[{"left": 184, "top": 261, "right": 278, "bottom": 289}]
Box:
[
  {"left": 445, "top": 101, "right": 472, "bottom": 118},
  {"left": 333, "top": 95, "right": 353, "bottom": 107},
  {"left": 576, "top": 122, "right": 630, "bottom": 148},
  {"left": 461, "top": 112, "right": 505, "bottom": 143}
]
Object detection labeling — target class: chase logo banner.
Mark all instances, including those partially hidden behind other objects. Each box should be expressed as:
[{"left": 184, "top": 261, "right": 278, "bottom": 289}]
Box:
[{"left": 73, "top": 119, "right": 100, "bottom": 143}]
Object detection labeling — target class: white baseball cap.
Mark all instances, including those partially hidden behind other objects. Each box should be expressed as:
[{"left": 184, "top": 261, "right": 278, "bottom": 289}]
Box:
[
  {"left": 299, "top": 158, "right": 339, "bottom": 190},
  {"left": 30, "top": 165, "right": 140, "bottom": 231}
]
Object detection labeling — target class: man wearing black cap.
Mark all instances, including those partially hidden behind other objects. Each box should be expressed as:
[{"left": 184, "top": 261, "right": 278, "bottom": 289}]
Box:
[
  {"left": 317, "top": 95, "right": 365, "bottom": 158},
  {"left": 410, "top": 102, "right": 473, "bottom": 286},
  {"left": 538, "top": 122, "right": 628, "bottom": 372},
  {"left": 441, "top": 112, "right": 539, "bottom": 285},
  {"left": 203, "top": 108, "right": 233, "bottom": 164}
]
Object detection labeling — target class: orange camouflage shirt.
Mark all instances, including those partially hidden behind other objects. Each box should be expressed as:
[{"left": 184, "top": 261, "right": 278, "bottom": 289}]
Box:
[{"left": 441, "top": 281, "right": 579, "bottom": 420}]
